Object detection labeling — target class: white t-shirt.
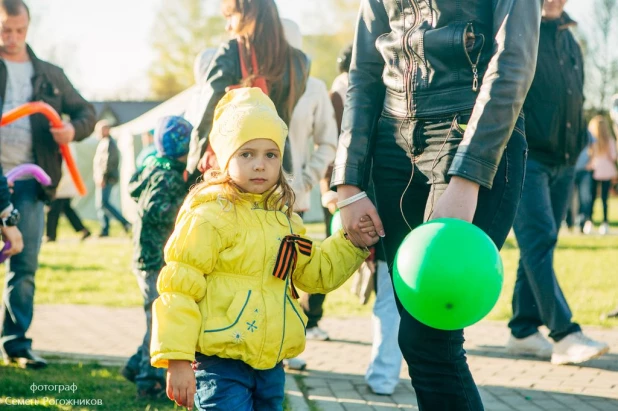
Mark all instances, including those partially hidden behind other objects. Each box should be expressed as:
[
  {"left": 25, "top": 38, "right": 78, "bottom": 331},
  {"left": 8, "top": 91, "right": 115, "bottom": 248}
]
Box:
[{"left": 0, "top": 60, "right": 34, "bottom": 174}]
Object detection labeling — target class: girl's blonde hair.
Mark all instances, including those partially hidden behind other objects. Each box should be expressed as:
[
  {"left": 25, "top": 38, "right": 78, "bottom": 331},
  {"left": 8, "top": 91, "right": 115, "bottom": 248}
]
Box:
[
  {"left": 188, "top": 166, "right": 296, "bottom": 217},
  {"left": 589, "top": 115, "right": 615, "bottom": 156}
]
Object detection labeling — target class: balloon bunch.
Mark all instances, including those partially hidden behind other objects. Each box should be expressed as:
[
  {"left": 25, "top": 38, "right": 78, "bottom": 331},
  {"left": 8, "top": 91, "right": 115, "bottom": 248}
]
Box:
[
  {"left": 0, "top": 164, "right": 52, "bottom": 263},
  {"left": 0, "top": 102, "right": 87, "bottom": 195}
]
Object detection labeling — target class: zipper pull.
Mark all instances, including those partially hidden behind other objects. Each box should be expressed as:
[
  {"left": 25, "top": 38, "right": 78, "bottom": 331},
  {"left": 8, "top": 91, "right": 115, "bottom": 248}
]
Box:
[{"left": 472, "top": 65, "right": 479, "bottom": 92}]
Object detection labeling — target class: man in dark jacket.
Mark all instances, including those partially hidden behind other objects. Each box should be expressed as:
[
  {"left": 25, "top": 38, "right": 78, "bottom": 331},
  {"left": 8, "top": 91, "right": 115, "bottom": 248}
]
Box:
[
  {"left": 332, "top": 0, "right": 542, "bottom": 409},
  {"left": 0, "top": 0, "right": 95, "bottom": 369},
  {"left": 92, "top": 120, "right": 130, "bottom": 237},
  {"left": 506, "top": 0, "right": 609, "bottom": 366}
]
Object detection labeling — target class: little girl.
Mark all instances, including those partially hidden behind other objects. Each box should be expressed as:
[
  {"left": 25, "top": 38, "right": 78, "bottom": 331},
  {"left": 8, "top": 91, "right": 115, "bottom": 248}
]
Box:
[{"left": 150, "top": 88, "right": 370, "bottom": 410}]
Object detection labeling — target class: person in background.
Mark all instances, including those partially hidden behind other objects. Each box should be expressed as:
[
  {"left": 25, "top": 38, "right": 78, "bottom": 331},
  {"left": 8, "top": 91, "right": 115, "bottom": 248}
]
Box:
[
  {"left": 92, "top": 119, "right": 131, "bottom": 237},
  {"left": 0, "top": 0, "right": 95, "bottom": 369},
  {"left": 589, "top": 115, "right": 617, "bottom": 236},
  {"left": 507, "top": 0, "right": 609, "bottom": 365},
  {"left": 186, "top": 0, "right": 310, "bottom": 181},
  {"left": 282, "top": 19, "right": 338, "bottom": 346},
  {"left": 121, "top": 116, "right": 193, "bottom": 399},
  {"left": 135, "top": 130, "right": 157, "bottom": 172},
  {"left": 564, "top": 131, "right": 594, "bottom": 234},
  {"left": 45, "top": 147, "right": 90, "bottom": 242}
]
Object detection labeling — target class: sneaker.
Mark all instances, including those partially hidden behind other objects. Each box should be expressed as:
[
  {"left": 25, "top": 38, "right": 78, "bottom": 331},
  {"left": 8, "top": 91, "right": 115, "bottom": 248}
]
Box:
[
  {"left": 506, "top": 332, "right": 552, "bottom": 359},
  {"left": 3, "top": 348, "right": 48, "bottom": 369},
  {"left": 551, "top": 331, "right": 610, "bottom": 365},
  {"left": 80, "top": 229, "right": 91, "bottom": 241},
  {"left": 605, "top": 308, "right": 618, "bottom": 319},
  {"left": 599, "top": 222, "right": 609, "bottom": 236},
  {"left": 583, "top": 220, "right": 593, "bottom": 235},
  {"left": 283, "top": 357, "right": 307, "bottom": 371},
  {"left": 306, "top": 326, "right": 330, "bottom": 341}
]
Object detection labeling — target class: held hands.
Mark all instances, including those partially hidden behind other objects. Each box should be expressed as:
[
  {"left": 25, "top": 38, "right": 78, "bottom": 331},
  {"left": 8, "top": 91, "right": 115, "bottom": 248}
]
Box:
[
  {"left": 167, "top": 360, "right": 196, "bottom": 410},
  {"left": 50, "top": 121, "right": 75, "bottom": 146},
  {"left": 430, "top": 176, "right": 480, "bottom": 222},
  {"left": 1, "top": 226, "right": 23, "bottom": 256},
  {"left": 337, "top": 185, "right": 385, "bottom": 248}
]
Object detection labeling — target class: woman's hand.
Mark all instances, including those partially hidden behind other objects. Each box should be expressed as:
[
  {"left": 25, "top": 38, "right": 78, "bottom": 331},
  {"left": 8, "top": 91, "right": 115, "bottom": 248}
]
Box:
[
  {"left": 430, "top": 176, "right": 480, "bottom": 222},
  {"left": 337, "top": 185, "right": 385, "bottom": 248},
  {"left": 166, "top": 360, "right": 196, "bottom": 410}
]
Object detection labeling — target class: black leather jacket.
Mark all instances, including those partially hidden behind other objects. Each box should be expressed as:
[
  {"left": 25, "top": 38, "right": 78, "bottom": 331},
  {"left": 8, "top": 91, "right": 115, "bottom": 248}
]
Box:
[
  {"left": 524, "top": 14, "right": 586, "bottom": 166},
  {"left": 0, "top": 46, "right": 96, "bottom": 201},
  {"left": 186, "top": 39, "right": 310, "bottom": 174},
  {"left": 332, "top": 0, "right": 543, "bottom": 190}
]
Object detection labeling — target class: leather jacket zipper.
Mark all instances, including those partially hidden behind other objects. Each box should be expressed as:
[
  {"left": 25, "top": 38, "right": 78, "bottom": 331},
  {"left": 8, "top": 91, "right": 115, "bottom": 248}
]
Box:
[{"left": 463, "top": 22, "right": 485, "bottom": 92}]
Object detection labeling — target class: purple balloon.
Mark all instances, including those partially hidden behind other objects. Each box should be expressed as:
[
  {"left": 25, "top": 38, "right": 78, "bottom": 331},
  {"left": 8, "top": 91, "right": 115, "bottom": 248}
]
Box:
[
  {"left": 0, "top": 240, "right": 10, "bottom": 263},
  {"left": 5, "top": 164, "right": 52, "bottom": 186}
]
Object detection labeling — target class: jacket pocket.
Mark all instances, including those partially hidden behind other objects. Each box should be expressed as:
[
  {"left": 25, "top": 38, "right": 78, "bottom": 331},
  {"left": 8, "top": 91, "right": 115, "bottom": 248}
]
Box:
[
  {"left": 203, "top": 289, "right": 252, "bottom": 333},
  {"left": 278, "top": 295, "right": 307, "bottom": 361}
]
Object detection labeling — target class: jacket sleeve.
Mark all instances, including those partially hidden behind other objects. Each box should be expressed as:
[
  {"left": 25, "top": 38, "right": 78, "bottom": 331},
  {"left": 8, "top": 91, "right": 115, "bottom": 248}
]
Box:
[
  {"left": 186, "top": 41, "right": 240, "bottom": 173},
  {"left": 330, "top": 0, "right": 389, "bottom": 190},
  {"left": 302, "top": 81, "right": 338, "bottom": 191},
  {"left": 141, "top": 174, "right": 185, "bottom": 226},
  {"left": 447, "top": 0, "right": 543, "bottom": 189},
  {"left": 292, "top": 215, "right": 369, "bottom": 294},
  {"left": 151, "top": 210, "right": 222, "bottom": 368},
  {"left": 57, "top": 69, "right": 96, "bottom": 141}
]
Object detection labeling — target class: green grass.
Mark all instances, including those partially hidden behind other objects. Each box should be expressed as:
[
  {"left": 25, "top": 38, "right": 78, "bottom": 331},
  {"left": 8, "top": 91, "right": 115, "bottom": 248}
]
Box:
[
  {"left": 0, "top": 361, "right": 179, "bottom": 411},
  {"left": 0, "top": 360, "right": 293, "bottom": 410},
  {"left": 0, "top": 199, "right": 617, "bottom": 325}
]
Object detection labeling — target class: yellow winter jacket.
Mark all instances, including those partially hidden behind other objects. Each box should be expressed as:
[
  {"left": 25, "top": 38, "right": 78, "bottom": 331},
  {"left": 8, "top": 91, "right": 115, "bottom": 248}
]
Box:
[{"left": 150, "top": 186, "right": 369, "bottom": 370}]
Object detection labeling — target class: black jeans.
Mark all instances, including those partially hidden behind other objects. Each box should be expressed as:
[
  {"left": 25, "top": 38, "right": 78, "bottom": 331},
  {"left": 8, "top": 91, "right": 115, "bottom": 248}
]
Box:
[
  {"left": 592, "top": 180, "right": 612, "bottom": 222},
  {"left": 46, "top": 198, "right": 86, "bottom": 240},
  {"left": 372, "top": 112, "right": 527, "bottom": 411}
]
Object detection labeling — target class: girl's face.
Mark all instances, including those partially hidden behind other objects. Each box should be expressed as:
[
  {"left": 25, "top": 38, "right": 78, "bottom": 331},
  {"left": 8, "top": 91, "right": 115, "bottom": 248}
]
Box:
[
  {"left": 223, "top": 10, "right": 255, "bottom": 38},
  {"left": 227, "top": 139, "right": 281, "bottom": 194}
]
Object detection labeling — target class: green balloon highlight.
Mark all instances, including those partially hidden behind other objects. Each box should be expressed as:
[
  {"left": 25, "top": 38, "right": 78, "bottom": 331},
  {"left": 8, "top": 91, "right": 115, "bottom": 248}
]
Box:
[
  {"left": 330, "top": 209, "right": 343, "bottom": 234},
  {"left": 393, "top": 218, "right": 503, "bottom": 330}
]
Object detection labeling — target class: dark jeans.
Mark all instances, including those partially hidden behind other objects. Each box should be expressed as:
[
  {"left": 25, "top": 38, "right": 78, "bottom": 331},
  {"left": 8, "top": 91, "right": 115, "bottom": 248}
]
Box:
[
  {"left": 509, "top": 158, "right": 581, "bottom": 342},
  {"left": 565, "top": 170, "right": 594, "bottom": 229},
  {"left": 373, "top": 112, "right": 527, "bottom": 411},
  {"left": 124, "top": 269, "right": 165, "bottom": 390},
  {"left": 194, "top": 355, "right": 284, "bottom": 411},
  {"left": 592, "top": 180, "right": 611, "bottom": 222},
  {"left": 95, "top": 184, "right": 130, "bottom": 235},
  {"left": 1, "top": 180, "right": 45, "bottom": 354},
  {"left": 46, "top": 198, "right": 86, "bottom": 240}
]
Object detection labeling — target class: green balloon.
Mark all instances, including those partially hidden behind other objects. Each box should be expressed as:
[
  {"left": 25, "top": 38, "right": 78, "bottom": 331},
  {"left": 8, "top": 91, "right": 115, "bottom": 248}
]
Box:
[
  {"left": 330, "top": 209, "right": 343, "bottom": 234},
  {"left": 393, "top": 218, "right": 503, "bottom": 330}
]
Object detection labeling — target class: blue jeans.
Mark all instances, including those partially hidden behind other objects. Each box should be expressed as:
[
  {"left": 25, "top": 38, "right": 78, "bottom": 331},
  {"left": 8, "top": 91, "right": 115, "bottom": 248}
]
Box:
[
  {"left": 1, "top": 180, "right": 45, "bottom": 354},
  {"left": 95, "top": 184, "right": 129, "bottom": 235},
  {"left": 125, "top": 270, "right": 165, "bottom": 390},
  {"left": 373, "top": 112, "right": 527, "bottom": 411},
  {"left": 193, "top": 355, "right": 285, "bottom": 411},
  {"left": 509, "top": 158, "right": 581, "bottom": 341},
  {"left": 366, "top": 260, "right": 403, "bottom": 395}
]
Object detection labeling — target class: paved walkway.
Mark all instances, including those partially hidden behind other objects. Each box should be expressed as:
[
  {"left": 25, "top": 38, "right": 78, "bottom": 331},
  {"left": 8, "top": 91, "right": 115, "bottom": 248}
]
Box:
[{"left": 19, "top": 305, "right": 618, "bottom": 410}]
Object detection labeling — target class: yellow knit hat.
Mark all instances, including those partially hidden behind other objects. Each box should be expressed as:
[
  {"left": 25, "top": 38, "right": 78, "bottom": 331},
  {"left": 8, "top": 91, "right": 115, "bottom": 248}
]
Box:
[{"left": 209, "top": 87, "right": 288, "bottom": 170}]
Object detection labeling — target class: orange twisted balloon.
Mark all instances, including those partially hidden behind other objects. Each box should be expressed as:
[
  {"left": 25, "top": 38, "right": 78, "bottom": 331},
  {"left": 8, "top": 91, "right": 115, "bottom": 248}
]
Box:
[{"left": 1, "top": 102, "right": 87, "bottom": 195}]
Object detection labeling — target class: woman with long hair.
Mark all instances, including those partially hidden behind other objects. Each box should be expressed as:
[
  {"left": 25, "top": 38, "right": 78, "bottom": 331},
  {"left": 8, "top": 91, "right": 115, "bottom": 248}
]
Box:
[
  {"left": 589, "top": 115, "right": 617, "bottom": 235},
  {"left": 186, "top": 0, "right": 310, "bottom": 179}
]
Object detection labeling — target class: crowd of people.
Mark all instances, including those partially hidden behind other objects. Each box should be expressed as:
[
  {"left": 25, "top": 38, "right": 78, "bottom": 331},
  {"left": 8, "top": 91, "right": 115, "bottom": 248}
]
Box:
[{"left": 0, "top": 0, "right": 617, "bottom": 410}]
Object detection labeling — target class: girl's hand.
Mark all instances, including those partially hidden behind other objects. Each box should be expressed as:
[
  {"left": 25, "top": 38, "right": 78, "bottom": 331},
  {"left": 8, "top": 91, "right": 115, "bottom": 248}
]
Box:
[
  {"left": 337, "top": 185, "right": 384, "bottom": 248},
  {"left": 166, "top": 360, "right": 196, "bottom": 410},
  {"left": 430, "top": 176, "right": 480, "bottom": 222}
]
